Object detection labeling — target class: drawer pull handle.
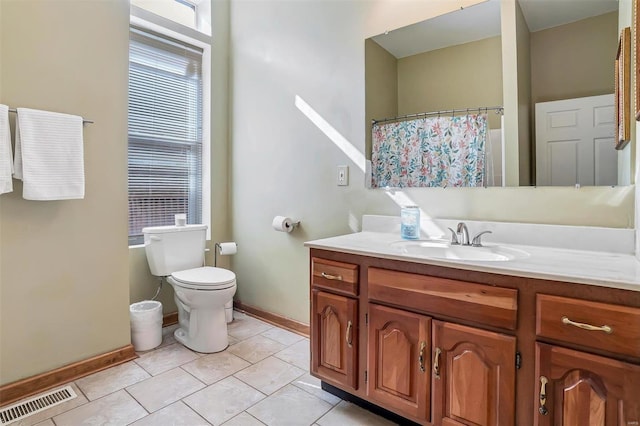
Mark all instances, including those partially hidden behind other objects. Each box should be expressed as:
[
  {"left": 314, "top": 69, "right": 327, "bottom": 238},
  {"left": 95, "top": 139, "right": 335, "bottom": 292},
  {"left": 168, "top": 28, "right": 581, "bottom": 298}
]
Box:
[
  {"left": 321, "top": 272, "right": 343, "bottom": 281},
  {"left": 433, "top": 347, "right": 442, "bottom": 379},
  {"left": 418, "top": 341, "right": 426, "bottom": 372},
  {"left": 539, "top": 376, "right": 549, "bottom": 415},
  {"left": 346, "top": 321, "right": 353, "bottom": 348},
  {"left": 561, "top": 316, "right": 613, "bottom": 334}
]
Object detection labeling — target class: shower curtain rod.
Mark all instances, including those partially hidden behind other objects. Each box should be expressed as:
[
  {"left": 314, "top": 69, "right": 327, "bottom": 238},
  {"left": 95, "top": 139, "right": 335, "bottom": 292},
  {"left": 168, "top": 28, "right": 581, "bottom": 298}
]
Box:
[
  {"left": 8, "top": 108, "right": 94, "bottom": 125},
  {"left": 372, "top": 106, "right": 504, "bottom": 125}
]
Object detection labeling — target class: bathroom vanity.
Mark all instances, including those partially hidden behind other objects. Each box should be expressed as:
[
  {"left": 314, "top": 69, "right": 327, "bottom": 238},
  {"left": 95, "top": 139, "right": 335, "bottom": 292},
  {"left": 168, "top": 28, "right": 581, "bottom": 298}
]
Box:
[{"left": 305, "top": 219, "right": 640, "bottom": 426}]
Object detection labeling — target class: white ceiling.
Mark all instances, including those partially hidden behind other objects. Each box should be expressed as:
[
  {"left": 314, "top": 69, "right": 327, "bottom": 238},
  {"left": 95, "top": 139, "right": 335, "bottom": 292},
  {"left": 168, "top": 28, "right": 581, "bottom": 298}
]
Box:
[{"left": 372, "top": 0, "right": 619, "bottom": 59}]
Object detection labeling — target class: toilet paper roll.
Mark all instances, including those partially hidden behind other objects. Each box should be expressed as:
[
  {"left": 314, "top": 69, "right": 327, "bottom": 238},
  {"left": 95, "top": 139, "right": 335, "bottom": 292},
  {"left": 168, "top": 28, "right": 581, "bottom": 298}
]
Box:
[
  {"left": 272, "top": 216, "right": 293, "bottom": 233},
  {"left": 217, "top": 242, "right": 237, "bottom": 255}
]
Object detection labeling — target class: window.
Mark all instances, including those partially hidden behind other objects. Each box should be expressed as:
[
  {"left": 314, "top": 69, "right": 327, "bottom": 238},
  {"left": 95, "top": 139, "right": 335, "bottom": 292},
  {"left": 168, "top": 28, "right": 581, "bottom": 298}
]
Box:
[
  {"left": 130, "top": 0, "right": 212, "bottom": 36},
  {"left": 128, "top": 26, "right": 205, "bottom": 245}
]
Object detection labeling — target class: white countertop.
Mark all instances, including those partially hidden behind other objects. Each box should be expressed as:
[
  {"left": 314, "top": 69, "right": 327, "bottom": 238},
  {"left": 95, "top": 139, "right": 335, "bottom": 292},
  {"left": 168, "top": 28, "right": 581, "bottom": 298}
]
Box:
[{"left": 305, "top": 230, "right": 640, "bottom": 293}]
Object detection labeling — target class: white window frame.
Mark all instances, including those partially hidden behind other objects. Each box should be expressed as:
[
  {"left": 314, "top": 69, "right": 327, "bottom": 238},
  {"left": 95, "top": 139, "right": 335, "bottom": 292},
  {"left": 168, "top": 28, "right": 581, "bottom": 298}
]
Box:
[{"left": 129, "top": 12, "right": 211, "bottom": 246}]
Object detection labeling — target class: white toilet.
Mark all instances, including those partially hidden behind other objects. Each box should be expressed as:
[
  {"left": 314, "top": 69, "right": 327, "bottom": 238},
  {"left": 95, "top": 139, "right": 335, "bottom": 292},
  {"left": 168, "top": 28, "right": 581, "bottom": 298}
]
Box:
[{"left": 142, "top": 224, "right": 237, "bottom": 353}]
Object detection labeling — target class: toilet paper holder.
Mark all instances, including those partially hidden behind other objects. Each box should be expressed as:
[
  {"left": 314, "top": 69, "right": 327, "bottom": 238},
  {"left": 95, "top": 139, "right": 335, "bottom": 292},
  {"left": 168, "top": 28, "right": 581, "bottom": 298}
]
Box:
[
  {"left": 272, "top": 216, "right": 301, "bottom": 233},
  {"left": 214, "top": 242, "right": 238, "bottom": 267}
]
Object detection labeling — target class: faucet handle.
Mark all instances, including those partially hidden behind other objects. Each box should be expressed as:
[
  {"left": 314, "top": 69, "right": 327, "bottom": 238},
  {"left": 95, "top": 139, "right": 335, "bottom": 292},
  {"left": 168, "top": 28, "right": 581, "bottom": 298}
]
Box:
[
  {"left": 471, "top": 231, "right": 492, "bottom": 247},
  {"left": 447, "top": 227, "right": 460, "bottom": 245}
]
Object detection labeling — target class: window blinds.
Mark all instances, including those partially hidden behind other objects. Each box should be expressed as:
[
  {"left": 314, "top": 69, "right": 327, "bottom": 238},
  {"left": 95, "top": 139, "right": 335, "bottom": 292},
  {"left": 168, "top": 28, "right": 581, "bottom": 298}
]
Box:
[{"left": 128, "top": 27, "right": 204, "bottom": 245}]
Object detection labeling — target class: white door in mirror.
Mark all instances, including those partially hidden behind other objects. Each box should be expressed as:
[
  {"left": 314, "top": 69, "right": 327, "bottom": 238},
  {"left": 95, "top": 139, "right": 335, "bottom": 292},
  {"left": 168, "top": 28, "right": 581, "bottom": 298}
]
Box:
[{"left": 535, "top": 94, "right": 616, "bottom": 186}]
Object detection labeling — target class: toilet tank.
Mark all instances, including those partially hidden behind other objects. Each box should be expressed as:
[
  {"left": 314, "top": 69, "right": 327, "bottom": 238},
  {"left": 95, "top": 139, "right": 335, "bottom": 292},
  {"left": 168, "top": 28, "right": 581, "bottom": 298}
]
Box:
[{"left": 142, "top": 224, "right": 207, "bottom": 276}]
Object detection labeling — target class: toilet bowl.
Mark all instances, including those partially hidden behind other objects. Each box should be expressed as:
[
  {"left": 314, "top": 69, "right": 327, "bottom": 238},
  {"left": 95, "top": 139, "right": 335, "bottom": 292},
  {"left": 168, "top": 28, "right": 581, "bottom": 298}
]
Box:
[
  {"left": 142, "top": 224, "right": 237, "bottom": 354},
  {"left": 169, "top": 266, "right": 236, "bottom": 353}
]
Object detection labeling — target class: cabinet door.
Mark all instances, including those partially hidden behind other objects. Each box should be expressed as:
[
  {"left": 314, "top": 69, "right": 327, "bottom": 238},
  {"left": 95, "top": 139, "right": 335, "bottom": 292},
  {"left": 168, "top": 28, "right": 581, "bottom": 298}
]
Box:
[
  {"left": 311, "top": 290, "right": 358, "bottom": 389},
  {"left": 367, "top": 303, "right": 431, "bottom": 421},
  {"left": 432, "top": 320, "right": 516, "bottom": 426},
  {"left": 535, "top": 343, "right": 640, "bottom": 426}
]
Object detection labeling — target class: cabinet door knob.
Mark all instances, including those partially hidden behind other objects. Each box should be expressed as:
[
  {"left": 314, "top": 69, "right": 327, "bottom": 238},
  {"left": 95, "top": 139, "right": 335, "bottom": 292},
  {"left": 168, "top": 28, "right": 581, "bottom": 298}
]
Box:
[
  {"left": 561, "top": 316, "right": 612, "bottom": 334},
  {"left": 346, "top": 320, "right": 353, "bottom": 348},
  {"left": 539, "top": 375, "right": 549, "bottom": 416},
  {"left": 321, "top": 272, "right": 343, "bottom": 281},
  {"left": 433, "top": 347, "right": 442, "bottom": 379},
  {"left": 418, "top": 341, "right": 426, "bottom": 372}
]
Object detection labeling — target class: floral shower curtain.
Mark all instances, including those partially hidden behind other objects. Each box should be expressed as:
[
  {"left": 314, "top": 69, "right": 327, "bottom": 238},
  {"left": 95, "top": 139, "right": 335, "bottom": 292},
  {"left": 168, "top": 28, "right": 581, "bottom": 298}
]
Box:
[{"left": 371, "top": 113, "right": 488, "bottom": 188}]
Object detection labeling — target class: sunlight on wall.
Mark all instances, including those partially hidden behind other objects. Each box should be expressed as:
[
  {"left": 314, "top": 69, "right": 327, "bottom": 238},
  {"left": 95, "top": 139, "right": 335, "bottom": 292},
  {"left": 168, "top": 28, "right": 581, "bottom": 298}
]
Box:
[
  {"left": 294, "top": 94, "right": 444, "bottom": 237},
  {"left": 294, "top": 95, "right": 367, "bottom": 172}
]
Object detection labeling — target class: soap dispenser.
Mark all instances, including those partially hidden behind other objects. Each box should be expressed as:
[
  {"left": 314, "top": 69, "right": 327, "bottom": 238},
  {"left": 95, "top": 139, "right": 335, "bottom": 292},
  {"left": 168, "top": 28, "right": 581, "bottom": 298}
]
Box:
[{"left": 400, "top": 206, "right": 420, "bottom": 239}]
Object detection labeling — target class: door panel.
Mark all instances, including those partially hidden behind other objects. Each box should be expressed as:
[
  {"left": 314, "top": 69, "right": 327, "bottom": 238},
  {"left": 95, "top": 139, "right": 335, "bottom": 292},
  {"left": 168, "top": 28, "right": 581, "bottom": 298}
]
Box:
[
  {"left": 311, "top": 290, "right": 358, "bottom": 390},
  {"left": 535, "top": 343, "right": 640, "bottom": 426},
  {"left": 367, "top": 303, "right": 430, "bottom": 421},
  {"left": 560, "top": 371, "right": 606, "bottom": 426},
  {"left": 432, "top": 320, "right": 516, "bottom": 426}
]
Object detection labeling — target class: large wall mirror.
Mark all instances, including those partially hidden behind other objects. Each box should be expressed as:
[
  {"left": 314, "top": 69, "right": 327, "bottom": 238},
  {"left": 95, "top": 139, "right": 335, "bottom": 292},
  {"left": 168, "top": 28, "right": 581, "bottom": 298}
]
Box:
[{"left": 365, "top": 0, "right": 625, "bottom": 188}]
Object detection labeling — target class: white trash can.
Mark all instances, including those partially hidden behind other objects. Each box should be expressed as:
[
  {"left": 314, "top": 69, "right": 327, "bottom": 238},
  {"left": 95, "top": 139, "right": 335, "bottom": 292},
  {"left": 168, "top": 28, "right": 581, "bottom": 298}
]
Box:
[{"left": 130, "top": 300, "right": 163, "bottom": 351}]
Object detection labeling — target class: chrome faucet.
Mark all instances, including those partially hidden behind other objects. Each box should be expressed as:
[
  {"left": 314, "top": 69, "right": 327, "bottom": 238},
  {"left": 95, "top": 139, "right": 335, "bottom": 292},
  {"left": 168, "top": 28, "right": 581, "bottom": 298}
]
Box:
[
  {"left": 456, "top": 222, "right": 470, "bottom": 246},
  {"left": 447, "top": 222, "right": 493, "bottom": 247},
  {"left": 447, "top": 222, "right": 469, "bottom": 245}
]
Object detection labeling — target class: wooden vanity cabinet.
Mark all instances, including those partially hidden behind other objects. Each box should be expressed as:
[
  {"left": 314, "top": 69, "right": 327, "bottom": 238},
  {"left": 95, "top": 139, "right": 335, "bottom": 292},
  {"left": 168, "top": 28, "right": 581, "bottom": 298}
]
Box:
[
  {"left": 308, "top": 249, "right": 640, "bottom": 426},
  {"left": 310, "top": 258, "right": 359, "bottom": 390}
]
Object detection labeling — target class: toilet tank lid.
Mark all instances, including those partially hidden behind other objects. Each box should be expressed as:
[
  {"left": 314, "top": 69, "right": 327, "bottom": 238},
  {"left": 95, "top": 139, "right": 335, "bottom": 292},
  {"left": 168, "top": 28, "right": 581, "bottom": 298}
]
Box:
[{"left": 142, "top": 224, "right": 208, "bottom": 234}]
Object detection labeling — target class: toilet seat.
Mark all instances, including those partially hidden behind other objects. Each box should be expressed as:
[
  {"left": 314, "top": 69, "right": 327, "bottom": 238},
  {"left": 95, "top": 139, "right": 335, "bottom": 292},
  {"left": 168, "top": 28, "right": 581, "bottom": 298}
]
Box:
[{"left": 171, "top": 266, "right": 236, "bottom": 290}]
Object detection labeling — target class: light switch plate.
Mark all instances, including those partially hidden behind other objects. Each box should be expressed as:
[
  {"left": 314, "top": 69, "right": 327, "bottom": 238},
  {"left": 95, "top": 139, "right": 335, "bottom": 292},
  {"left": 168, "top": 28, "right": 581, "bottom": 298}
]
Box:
[{"left": 337, "top": 165, "right": 349, "bottom": 186}]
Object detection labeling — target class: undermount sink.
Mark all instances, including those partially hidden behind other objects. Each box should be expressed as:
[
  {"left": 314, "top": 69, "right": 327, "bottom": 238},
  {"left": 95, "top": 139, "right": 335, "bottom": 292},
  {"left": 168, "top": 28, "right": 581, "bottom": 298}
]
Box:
[{"left": 390, "top": 240, "right": 529, "bottom": 262}]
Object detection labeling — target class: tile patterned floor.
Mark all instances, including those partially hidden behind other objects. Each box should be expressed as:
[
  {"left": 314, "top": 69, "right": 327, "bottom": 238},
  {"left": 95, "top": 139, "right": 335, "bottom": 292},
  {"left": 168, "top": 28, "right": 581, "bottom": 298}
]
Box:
[{"left": 8, "top": 311, "right": 397, "bottom": 426}]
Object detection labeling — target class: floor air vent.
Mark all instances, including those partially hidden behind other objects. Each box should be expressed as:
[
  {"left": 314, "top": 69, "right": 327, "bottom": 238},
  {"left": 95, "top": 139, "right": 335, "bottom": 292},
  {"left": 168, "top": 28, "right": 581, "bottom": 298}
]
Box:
[{"left": 0, "top": 385, "right": 77, "bottom": 425}]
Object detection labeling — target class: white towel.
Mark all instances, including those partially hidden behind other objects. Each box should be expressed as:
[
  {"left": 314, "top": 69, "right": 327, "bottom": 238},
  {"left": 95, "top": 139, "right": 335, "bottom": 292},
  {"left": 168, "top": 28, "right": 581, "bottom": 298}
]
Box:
[
  {"left": 13, "top": 108, "right": 84, "bottom": 200},
  {"left": 0, "top": 105, "right": 13, "bottom": 194}
]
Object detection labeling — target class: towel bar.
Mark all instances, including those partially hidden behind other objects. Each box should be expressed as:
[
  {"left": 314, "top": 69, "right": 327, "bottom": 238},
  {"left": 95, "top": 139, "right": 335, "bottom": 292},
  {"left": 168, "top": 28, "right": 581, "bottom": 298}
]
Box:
[{"left": 7, "top": 108, "right": 94, "bottom": 125}]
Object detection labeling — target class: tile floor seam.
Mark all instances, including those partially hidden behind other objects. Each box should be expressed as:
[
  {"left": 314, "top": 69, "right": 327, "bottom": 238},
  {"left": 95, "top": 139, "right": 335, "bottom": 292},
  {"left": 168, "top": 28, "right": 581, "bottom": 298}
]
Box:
[
  {"left": 255, "top": 333, "right": 287, "bottom": 346},
  {"left": 73, "top": 381, "right": 146, "bottom": 413},
  {"left": 229, "top": 370, "right": 274, "bottom": 396},
  {"left": 246, "top": 383, "right": 334, "bottom": 425},
  {"left": 122, "top": 401, "right": 213, "bottom": 426},
  {"left": 178, "top": 364, "right": 209, "bottom": 387},
  {"left": 243, "top": 411, "right": 266, "bottom": 425},
  {"left": 132, "top": 358, "right": 154, "bottom": 377},
  {"left": 126, "top": 367, "right": 210, "bottom": 414},
  {"left": 180, "top": 378, "right": 267, "bottom": 425},
  {"left": 123, "top": 386, "right": 152, "bottom": 417},
  {"left": 218, "top": 397, "right": 266, "bottom": 424},
  {"left": 308, "top": 404, "right": 335, "bottom": 425},
  {"left": 231, "top": 356, "right": 307, "bottom": 396},
  {"left": 185, "top": 402, "right": 214, "bottom": 426},
  {"left": 224, "top": 410, "right": 267, "bottom": 425}
]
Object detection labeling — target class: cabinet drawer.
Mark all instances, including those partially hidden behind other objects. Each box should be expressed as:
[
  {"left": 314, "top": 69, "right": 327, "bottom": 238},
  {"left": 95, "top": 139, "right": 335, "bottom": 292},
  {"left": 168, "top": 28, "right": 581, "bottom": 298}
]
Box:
[
  {"left": 536, "top": 294, "right": 640, "bottom": 358},
  {"left": 311, "top": 258, "right": 358, "bottom": 296},
  {"left": 368, "top": 268, "right": 518, "bottom": 330}
]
